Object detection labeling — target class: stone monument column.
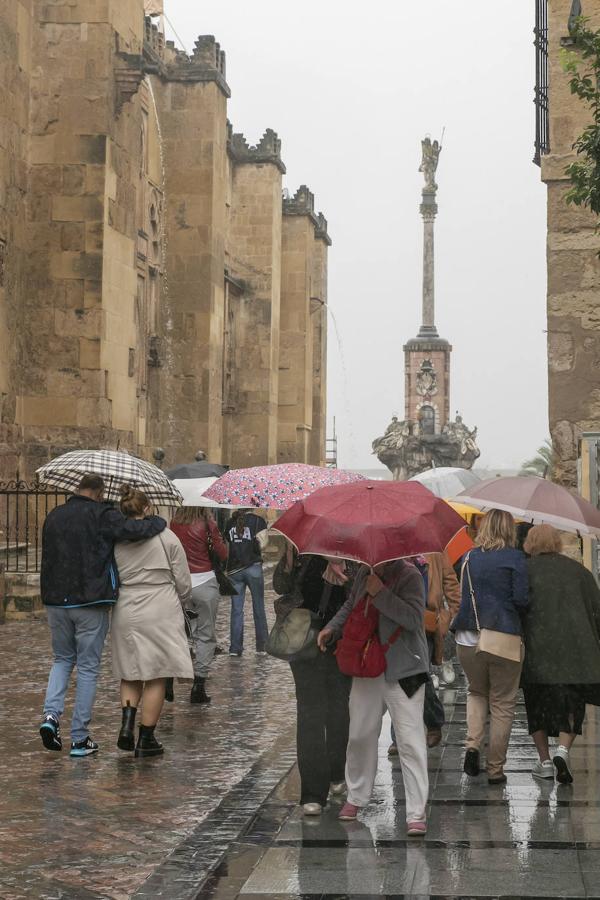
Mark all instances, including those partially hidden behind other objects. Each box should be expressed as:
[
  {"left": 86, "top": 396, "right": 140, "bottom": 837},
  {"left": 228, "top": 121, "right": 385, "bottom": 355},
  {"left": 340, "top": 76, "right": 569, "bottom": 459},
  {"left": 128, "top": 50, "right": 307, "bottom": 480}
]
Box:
[
  {"left": 418, "top": 137, "right": 441, "bottom": 339},
  {"left": 373, "top": 134, "right": 480, "bottom": 478},
  {"left": 404, "top": 136, "right": 451, "bottom": 431}
]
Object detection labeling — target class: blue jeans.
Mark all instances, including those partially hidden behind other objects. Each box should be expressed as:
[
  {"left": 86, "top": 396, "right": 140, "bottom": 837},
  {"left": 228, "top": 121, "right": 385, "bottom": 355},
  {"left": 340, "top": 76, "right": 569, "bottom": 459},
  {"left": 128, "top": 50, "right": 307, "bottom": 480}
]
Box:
[
  {"left": 44, "top": 605, "right": 110, "bottom": 742},
  {"left": 229, "top": 562, "right": 268, "bottom": 654}
]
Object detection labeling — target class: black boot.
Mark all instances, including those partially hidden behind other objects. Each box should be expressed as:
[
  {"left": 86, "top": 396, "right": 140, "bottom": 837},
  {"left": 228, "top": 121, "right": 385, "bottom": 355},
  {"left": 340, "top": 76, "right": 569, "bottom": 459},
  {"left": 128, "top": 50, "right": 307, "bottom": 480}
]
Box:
[
  {"left": 134, "top": 724, "right": 164, "bottom": 758},
  {"left": 165, "top": 678, "right": 174, "bottom": 703},
  {"left": 190, "top": 676, "right": 211, "bottom": 705},
  {"left": 117, "top": 703, "right": 137, "bottom": 752}
]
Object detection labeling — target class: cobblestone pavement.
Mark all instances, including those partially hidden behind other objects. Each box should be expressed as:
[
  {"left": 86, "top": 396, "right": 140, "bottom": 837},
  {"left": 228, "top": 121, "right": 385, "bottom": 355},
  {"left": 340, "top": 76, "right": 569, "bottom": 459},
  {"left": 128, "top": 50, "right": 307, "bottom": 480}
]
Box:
[
  {"left": 0, "top": 576, "right": 298, "bottom": 900},
  {"left": 201, "top": 675, "right": 600, "bottom": 900}
]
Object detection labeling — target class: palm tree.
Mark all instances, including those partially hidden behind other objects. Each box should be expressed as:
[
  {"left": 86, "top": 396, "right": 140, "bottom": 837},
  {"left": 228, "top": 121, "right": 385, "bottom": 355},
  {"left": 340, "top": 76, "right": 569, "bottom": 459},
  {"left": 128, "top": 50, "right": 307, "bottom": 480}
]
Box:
[{"left": 520, "top": 440, "right": 555, "bottom": 478}]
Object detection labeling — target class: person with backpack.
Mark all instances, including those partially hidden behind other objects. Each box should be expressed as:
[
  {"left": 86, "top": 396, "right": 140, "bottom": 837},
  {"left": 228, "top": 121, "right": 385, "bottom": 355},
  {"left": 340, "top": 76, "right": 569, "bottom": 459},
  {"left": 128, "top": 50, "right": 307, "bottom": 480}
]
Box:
[
  {"left": 224, "top": 509, "right": 269, "bottom": 656},
  {"left": 317, "top": 559, "right": 429, "bottom": 835}
]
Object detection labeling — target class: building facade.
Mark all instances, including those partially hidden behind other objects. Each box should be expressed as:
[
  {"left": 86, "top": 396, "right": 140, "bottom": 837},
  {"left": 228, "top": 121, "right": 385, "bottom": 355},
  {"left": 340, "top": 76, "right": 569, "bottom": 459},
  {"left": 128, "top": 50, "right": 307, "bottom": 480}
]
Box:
[
  {"left": 536, "top": 0, "right": 600, "bottom": 486},
  {"left": 0, "top": 0, "right": 330, "bottom": 480}
]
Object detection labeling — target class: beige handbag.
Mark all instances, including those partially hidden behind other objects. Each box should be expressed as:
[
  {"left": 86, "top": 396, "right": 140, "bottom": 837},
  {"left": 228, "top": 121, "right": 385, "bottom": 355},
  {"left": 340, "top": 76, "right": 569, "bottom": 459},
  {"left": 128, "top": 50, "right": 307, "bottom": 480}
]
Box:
[{"left": 464, "top": 554, "right": 523, "bottom": 663}]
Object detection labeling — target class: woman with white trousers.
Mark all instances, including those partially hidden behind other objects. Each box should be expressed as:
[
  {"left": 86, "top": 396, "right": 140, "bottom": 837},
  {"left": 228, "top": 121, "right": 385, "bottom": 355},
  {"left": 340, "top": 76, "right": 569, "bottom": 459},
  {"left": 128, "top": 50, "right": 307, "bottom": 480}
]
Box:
[{"left": 318, "top": 559, "right": 430, "bottom": 836}]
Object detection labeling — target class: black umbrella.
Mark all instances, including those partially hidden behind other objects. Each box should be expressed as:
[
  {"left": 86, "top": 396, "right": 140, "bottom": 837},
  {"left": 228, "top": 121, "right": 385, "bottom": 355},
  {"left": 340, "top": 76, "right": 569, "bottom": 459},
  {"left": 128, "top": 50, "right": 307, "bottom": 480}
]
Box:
[{"left": 165, "top": 461, "right": 228, "bottom": 479}]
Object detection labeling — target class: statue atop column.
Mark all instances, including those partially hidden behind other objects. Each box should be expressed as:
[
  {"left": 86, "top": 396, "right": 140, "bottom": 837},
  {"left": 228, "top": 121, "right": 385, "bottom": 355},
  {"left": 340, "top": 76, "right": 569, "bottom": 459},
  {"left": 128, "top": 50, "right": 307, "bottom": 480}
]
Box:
[
  {"left": 419, "top": 137, "right": 441, "bottom": 191},
  {"left": 371, "top": 134, "right": 480, "bottom": 481}
]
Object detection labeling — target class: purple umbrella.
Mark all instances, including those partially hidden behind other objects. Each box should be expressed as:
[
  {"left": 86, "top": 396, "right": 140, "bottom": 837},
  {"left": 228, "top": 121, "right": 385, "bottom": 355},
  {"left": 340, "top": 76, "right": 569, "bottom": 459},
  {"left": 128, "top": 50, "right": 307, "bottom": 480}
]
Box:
[{"left": 456, "top": 476, "right": 600, "bottom": 537}]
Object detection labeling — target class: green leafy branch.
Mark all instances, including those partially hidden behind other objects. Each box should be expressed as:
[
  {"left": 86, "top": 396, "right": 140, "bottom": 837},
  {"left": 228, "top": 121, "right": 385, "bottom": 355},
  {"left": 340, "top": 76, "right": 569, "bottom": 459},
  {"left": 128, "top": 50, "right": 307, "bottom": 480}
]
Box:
[{"left": 562, "top": 17, "right": 600, "bottom": 221}]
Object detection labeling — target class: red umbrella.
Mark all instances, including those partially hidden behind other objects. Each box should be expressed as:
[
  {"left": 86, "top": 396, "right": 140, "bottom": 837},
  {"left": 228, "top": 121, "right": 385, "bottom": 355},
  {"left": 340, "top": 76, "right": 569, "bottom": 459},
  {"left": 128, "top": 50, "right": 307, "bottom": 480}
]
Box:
[
  {"left": 457, "top": 475, "right": 600, "bottom": 538},
  {"left": 272, "top": 480, "right": 467, "bottom": 568}
]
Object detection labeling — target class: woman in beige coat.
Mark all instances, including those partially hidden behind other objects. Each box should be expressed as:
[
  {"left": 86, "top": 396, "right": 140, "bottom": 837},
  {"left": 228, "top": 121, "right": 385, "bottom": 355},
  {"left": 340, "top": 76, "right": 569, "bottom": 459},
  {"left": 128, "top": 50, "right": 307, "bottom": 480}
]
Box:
[{"left": 112, "top": 485, "right": 193, "bottom": 757}]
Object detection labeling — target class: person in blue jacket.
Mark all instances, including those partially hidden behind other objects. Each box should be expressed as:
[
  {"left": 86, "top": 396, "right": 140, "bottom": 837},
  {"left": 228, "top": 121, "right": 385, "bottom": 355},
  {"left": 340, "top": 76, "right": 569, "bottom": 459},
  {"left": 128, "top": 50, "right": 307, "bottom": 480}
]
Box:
[
  {"left": 452, "top": 509, "right": 528, "bottom": 784},
  {"left": 39, "top": 474, "right": 166, "bottom": 757}
]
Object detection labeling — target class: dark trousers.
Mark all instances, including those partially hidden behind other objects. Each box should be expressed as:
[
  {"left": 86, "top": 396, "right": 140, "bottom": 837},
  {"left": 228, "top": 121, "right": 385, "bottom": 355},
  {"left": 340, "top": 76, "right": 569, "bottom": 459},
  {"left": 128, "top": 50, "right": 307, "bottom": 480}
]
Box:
[
  {"left": 392, "top": 635, "right": 444, "bottom": 744},
  {"left": 290, "top": 651, "right": 351, "bottom": 806}
]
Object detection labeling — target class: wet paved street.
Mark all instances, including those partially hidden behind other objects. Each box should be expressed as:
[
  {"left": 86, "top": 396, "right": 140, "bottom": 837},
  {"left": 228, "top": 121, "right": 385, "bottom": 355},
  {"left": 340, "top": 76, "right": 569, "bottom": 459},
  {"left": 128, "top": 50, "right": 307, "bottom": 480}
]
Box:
[
  {"left": 4, "top": 606, "right": 600, "bottom": 898},
  {"left": 0, "top": 577, "right": 297, "bottom": 900},
  {"left": 202, "top": 677, "right": 600, "bottom": 900}
]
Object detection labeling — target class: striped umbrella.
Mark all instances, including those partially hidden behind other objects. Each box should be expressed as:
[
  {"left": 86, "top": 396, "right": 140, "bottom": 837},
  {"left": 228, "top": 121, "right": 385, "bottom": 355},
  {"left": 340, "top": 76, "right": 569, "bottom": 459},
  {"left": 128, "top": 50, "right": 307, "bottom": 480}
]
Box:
[{"left": 36, "top": 449, "right": 183, "bottom": 505}]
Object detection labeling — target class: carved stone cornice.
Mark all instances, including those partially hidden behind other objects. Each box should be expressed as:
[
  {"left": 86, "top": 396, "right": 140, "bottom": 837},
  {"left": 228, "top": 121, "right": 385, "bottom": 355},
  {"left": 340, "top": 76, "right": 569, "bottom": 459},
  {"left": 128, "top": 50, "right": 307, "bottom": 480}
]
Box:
[{"left": 114, "top": 53, "right": 145, "bottom": 113}]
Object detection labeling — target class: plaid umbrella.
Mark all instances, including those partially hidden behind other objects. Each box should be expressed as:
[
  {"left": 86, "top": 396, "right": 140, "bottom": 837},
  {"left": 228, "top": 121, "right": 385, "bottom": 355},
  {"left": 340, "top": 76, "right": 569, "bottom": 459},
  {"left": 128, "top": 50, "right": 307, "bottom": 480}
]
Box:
[
  {"left": 202, "top": 463, "right": 365, "bottom": 511},
  {"left": 36, "top": 450, "right": 183, "bottom": 505}
]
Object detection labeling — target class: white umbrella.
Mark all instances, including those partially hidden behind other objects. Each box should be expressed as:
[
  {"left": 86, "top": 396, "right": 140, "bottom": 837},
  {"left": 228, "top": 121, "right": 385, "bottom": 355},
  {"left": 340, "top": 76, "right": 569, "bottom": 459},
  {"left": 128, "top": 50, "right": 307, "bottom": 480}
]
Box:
[
  {"left": 410, "top": 467, "right": 481, "bottom": 499},
  {"left": 171, "top": 477, "right": 237, "bottom": 509}
]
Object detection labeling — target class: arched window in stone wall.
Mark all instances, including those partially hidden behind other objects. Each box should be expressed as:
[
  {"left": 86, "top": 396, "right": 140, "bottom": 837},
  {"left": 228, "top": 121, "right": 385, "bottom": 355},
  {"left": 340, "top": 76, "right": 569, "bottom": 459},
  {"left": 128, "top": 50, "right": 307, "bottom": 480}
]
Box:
[{"left": 419, "top": 404, "right": 435, "bottom": 436}]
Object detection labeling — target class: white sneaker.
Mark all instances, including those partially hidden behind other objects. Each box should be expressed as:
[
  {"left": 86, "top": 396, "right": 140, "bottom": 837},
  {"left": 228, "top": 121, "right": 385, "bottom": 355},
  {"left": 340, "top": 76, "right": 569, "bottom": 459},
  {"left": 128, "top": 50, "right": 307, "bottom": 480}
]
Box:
[
  {"left": 553, "top": 745, "right": 574, "bottom": 784},
  {"left": 302, "top": 802, "right": 322, "bottom": 816},
  {"left": 431, "top": 674, "right": 440, "bottom": 690},
  {"left": 330, "top": 781, "right": 346, "bottom": 797},
  {"left": 441, "top": 661, "right": 456, "bottom": 684},
  {"left": 532, "top": 760, "right": 555, "bottom": 780},
  {"left": 255, "top": 650, "right": 267, "bottom": 657}
]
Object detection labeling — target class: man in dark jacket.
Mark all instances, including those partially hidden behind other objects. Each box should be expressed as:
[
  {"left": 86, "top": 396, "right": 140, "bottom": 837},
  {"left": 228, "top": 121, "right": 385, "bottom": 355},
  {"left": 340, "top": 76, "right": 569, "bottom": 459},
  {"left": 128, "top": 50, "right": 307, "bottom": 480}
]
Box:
[{"left": 39, "top": 474, "right": 165, "bottom": 757}]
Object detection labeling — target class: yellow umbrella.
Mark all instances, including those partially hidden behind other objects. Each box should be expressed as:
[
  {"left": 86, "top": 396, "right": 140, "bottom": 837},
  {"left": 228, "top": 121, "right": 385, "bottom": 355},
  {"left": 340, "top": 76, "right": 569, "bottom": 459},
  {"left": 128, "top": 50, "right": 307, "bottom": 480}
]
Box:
[
  {"left": 445, "top": 500, "right": 483, "bottom": 523},
  {"left": 445, "top": 499, "right": 524, "bottom": 526}
]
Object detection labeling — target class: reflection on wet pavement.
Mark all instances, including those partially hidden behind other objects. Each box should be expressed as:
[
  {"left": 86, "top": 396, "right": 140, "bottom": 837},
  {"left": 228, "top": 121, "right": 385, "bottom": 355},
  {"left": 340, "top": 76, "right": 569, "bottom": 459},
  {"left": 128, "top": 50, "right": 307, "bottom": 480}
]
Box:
[
  {"left": 207, "top": 674, "right": 600, "bottom": 899},
  {"left": 5, "top": 608, "right": 600, "bottom": 899},
  {"left": 0, "top": 582, "right": 297, "bottom": 900}
]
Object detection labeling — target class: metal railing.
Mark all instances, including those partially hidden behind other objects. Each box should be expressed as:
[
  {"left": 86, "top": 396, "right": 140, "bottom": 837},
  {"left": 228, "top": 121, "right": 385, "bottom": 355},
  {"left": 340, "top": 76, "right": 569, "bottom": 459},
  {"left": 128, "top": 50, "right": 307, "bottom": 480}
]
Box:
[
  {"left": 534, "top": 0, "right": 550, "bottom": 165},
  {"left": 0, "top": 482, "right": 70, "bottom": 573}
]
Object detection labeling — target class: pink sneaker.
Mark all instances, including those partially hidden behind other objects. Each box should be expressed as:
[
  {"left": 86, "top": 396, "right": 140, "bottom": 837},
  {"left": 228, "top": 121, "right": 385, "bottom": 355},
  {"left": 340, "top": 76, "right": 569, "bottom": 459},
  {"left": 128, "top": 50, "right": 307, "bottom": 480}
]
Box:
[
  {"left": 407, "top": 821, "right": 427, "bottom": 836},
  {"left": 338, "top": 802, "right": 360, "bottom": 821}
]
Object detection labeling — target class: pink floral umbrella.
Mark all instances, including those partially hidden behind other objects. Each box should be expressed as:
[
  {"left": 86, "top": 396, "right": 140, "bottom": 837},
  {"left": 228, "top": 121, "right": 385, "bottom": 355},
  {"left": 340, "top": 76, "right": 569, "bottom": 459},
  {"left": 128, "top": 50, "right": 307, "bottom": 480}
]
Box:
[{"left": 201, "top": 463, "right": 365, "bottom": 510}]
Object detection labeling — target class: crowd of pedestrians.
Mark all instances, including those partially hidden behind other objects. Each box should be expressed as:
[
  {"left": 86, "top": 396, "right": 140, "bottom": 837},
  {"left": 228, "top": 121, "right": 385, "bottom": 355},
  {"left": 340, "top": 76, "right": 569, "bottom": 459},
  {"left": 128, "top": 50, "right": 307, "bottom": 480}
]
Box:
[{"left": 37, "top": 473, "right": 600, "bottom": 837}]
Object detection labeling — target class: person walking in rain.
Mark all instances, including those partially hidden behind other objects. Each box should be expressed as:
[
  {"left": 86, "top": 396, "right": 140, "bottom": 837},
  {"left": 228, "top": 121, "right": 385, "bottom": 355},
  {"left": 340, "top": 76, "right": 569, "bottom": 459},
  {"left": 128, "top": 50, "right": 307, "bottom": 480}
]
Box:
[
  {"left": 39, "top": 474, "right": 165, "bottom": 757},
  {"left": 170, "top": 506, "right": 228, "bottom": 704},
  {"left": 112, "top": 486, "right": 193, "bottom": 758},
  {"left": 274, "top": 546, "right": 353, "bottom": 816},
  {"left": 452, "top": 509, "right": 528, "bottom": 784},
  {"left": 521, "top": 524, "right": 600, "bottom": 783},
  {"left": 224, "top": 508, "right": 269, "bottom": 656},
  {"left": 318, "top": 559, "right": 430, "bottom": 836}
]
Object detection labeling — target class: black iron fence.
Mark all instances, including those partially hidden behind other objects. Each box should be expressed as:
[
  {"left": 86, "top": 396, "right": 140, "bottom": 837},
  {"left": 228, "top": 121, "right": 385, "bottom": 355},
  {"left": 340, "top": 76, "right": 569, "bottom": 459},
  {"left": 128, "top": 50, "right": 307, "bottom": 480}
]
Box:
[{"left": 0, "top": 481, "right": 70, "bottom": 573}]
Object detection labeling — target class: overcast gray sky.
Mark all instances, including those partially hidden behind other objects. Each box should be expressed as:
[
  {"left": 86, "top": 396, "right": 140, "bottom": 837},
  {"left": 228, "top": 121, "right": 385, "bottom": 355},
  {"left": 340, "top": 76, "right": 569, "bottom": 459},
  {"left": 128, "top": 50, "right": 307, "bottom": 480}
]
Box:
[{"left": 166, "top": 0, "right": 548, "bottom": 472}]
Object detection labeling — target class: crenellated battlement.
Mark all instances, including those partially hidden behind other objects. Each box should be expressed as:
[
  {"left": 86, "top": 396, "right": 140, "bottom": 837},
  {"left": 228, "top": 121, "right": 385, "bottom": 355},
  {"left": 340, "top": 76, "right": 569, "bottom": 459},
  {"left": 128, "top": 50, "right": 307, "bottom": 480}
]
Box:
[
  {"left": 283, "top": 185, "right": 315, "bottom": 217},
  {"left": 192, "top": 36, "right": 226, "bottom": 76},
  {"left": 142, "top": 20, "right": 230, "bottom": 95},
  {"left": 315, "top": 212, "right": 332, "bottom": 246},
  {"left": 229, "top": 128, "right": 286, "bottom": 174},
  {"left": 283, "top": 187, "right": 331, "bottom": 244}
]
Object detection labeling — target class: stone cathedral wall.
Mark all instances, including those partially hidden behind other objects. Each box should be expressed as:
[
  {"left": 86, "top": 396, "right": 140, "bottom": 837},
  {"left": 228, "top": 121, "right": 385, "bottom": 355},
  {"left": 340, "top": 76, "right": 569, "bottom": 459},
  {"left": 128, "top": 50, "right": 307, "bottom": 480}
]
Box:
[
  {"left": 543, "top": 0, "right": 600, "bottom": 486},
  {"left": 0, "top": 0, "right": 330, "bottom": 480}
]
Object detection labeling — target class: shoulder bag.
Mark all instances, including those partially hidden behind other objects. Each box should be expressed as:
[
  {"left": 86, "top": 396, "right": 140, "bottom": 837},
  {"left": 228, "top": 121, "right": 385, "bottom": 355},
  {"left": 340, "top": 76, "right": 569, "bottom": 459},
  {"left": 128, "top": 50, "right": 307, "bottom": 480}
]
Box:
[
  {"left": 206, "top": 523, "right": 237, "bottom": 596},
  {"left": 464, "top": 553, "right": 523, "bottom": 663},
  {"left": 266, "top": 576, "right": 331, "bottom": 663}
]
